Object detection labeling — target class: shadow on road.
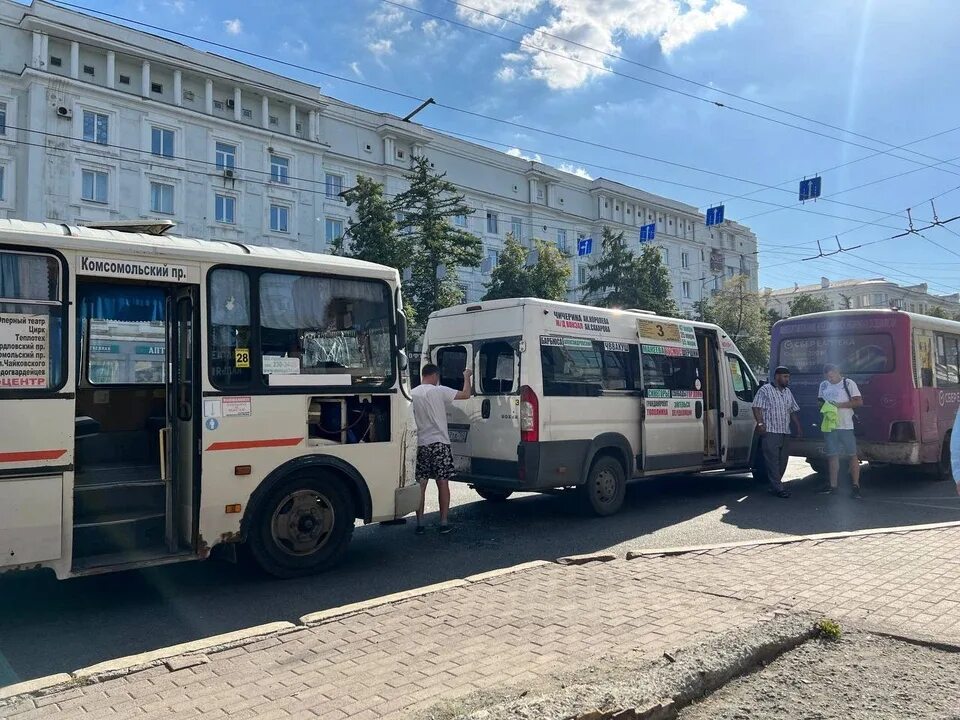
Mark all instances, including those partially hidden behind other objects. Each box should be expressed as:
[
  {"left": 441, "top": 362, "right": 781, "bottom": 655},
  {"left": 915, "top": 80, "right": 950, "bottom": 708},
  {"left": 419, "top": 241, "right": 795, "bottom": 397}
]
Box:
[{"left": 0, "top": 463, "right": 956, "bottom": 684}]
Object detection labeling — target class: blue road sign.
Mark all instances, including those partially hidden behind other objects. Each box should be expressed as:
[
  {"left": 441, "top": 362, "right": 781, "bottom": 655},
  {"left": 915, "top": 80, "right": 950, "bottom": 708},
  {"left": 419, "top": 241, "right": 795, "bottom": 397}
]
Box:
[
  {"left": 577, "top": 237, "right": 593, "bottom": 256},
  {"left": 639, "top": 223, "right": 656, "bottom": 242},
  {"left": 799, "top": 176, "right": 822, "bottom": 202},
  {"left": 705, "top": 205, "right": 725, "bottom": 226}
]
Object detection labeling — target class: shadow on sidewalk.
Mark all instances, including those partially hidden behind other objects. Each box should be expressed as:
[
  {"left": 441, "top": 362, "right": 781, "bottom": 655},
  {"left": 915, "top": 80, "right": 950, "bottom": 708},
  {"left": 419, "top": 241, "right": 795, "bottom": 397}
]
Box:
[{"left": 0, "top": 462, "right": 956, "bottom": 686}]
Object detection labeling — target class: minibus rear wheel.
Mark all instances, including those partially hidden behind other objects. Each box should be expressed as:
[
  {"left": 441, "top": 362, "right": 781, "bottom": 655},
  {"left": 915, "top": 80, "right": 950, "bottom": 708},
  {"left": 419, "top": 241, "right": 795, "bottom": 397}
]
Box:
[
  {"left": 475, "top": 488, "right": 513, "bottom": 502},
  {"left": 581, "top": 455, "right": 626, "bottom": 516},
  {"left": 932, "top": 433, "right": 953, "bottom": 482}
]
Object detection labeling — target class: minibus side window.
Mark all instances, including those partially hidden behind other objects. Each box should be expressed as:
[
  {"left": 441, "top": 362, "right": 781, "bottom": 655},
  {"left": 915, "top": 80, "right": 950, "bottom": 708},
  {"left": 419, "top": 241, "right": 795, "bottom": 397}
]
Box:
[
  {"left": 727, "top": 354, "right": 757, "bottom": 402},
  {"left": 477, "top": 340, "right": 518, "bottom": 395},
  {"left": 641, "top": 351, "right": 699, "bottom": 393},
  {"left": 436, "top": 345, "right": 467, "bottom": 390},
  {"left": 914, "top": 333, "right": 935, "bottom": 388},
  {"left": 599, "top": 342, "right": 639, "bottom": 391},
  {"left": 935, "top": 334, "right": 960, "bottom": 388}
]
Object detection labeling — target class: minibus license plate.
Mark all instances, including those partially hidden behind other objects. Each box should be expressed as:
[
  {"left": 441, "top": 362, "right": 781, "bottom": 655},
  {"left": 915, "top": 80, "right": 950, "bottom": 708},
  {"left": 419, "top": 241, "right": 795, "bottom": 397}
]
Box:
[{"left": 449, "top": 427, "right": 469, "bottom": 443}]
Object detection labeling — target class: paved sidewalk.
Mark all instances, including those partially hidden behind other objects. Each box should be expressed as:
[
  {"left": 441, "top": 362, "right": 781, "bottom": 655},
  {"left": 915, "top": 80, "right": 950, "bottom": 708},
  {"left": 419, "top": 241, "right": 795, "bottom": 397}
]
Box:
[{"left": 4, "top": 525, "right": 960, "bottom": 719}]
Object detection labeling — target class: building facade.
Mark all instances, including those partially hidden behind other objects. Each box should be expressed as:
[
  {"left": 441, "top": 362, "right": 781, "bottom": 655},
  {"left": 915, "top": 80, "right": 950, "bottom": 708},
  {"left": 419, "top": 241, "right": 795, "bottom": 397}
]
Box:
[
  {"left": 767, "top": 277, "right": 960, "bottom": 317},
  {"left": 0, "top": 0, "right": 759, "bottom": 312}
]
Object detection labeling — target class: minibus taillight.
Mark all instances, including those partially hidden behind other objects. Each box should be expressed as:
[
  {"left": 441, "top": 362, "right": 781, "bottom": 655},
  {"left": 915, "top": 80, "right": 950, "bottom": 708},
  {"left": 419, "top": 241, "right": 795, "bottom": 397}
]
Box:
[
  {"left": 890, "top": 421, "right": 917, "bottom": 442},
  {"left": 520, "top": 385, "right": 539, "bottom": 443}
]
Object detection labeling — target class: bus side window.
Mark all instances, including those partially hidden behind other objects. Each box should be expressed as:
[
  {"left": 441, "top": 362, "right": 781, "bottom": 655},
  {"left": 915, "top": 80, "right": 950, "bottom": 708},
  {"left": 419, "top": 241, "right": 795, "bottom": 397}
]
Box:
[
  {"left": 727, "top": 354, "right": 756, "bottom": 402},
  {"left": 935, "top": 334, "right": 960, "bottom": 388},
  {"left": 915, "top": 334, "right": 935, "bottom": 388},
  {"left": 436, "top": 346, "right": 467, "bottom": 391},
  {"left": 208, "top": 269, "right": 252, "bottom": 389}
]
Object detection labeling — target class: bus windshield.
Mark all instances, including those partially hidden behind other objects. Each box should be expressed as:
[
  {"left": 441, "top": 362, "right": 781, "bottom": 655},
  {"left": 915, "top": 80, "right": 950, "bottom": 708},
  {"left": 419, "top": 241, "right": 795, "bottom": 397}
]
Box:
[{"left": 778, "top": 333, "right": 895, "bottom": 375}]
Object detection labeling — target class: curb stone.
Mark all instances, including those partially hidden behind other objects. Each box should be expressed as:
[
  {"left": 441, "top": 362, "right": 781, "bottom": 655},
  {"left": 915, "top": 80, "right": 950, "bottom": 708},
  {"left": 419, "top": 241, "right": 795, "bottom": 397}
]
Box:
[
  {"left": 0, "top": 674, "right": 72, "bottom": 702},
  {"left": 625, "top": 519, "right": 960, "bottom": 559},
  {"left": 557, "top": 552, "right": 618, "bottom": 566}
]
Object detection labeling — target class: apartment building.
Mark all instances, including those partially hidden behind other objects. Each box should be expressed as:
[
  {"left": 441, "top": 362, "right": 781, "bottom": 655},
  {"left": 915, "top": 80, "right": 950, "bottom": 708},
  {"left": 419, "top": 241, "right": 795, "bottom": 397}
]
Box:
[
  {"left": 767, "top": 277, "right": 960, "bottom": 317},
  {"left": 0, "top": 0, "right": 760, "bottom": 309}
]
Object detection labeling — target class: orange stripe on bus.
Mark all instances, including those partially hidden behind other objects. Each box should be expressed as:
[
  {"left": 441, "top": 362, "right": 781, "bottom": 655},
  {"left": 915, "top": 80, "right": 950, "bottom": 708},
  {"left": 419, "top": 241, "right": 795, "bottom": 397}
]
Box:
[
  {"left": 206, "top": 438, "right": 304, "bottom": 452},
  {"left": 0, "top": 449, "right": 68, "bottom": 463}
]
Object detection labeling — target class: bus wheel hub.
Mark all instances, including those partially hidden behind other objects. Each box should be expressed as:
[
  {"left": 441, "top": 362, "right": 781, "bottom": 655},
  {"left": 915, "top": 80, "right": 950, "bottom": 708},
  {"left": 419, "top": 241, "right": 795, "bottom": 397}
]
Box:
[{"left": 272, "top": 489, "right": 334, "bottom": 555}]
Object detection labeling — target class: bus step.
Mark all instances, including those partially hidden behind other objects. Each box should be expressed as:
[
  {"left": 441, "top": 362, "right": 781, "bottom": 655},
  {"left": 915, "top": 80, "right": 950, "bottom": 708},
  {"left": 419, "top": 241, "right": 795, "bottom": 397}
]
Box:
[
  {"left": 72, "top": 512, "right": 166, "bottom": 559},
  {"left": 75, "top": 464, "right": 162, "bottom": 487},
  {"left": 74, "top": 483, "right": 166, "bottom": 526}
]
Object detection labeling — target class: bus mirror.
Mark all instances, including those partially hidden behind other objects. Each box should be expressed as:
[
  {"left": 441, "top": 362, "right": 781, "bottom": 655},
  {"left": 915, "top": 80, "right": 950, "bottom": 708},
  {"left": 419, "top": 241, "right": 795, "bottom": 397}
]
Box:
[
  {"left": 398, "top": 352, "right": 409, "bottom": 371},
  {"left": 396, "top": 310, "right": 408, "bottom": 350}
]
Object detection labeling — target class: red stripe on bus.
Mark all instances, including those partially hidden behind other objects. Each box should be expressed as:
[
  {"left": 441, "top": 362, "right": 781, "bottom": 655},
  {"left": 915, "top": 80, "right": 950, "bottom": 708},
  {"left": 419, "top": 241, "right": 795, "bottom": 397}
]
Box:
[
  {"left": 206, "top": 438, "right": 303, "bottom": 452},
  {"left": 0, "top": 449, "right": 68, "bottom": 463}
]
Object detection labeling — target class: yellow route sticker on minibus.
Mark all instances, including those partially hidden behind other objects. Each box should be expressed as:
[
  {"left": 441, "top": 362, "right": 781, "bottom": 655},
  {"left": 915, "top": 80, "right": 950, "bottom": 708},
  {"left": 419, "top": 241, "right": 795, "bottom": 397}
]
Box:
[
  {"left": 235, "top": 348, "right": 250, "bottom": 368},
  {"left": 638, "top": 319, "right": 681, "bottom": 343}
]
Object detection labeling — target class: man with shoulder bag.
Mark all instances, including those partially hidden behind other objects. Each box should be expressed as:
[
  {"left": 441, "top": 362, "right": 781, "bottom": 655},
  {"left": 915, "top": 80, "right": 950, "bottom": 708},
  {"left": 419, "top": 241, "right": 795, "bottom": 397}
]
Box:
[{"left": 817, "top": 363, "right": 864, "bottom": 498}]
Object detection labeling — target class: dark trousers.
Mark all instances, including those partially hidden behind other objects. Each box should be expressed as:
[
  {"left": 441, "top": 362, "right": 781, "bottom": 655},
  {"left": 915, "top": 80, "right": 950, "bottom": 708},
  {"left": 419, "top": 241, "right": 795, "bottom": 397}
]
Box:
[{"left": 761, "top": 433, "right": 790, "bottom": 492}]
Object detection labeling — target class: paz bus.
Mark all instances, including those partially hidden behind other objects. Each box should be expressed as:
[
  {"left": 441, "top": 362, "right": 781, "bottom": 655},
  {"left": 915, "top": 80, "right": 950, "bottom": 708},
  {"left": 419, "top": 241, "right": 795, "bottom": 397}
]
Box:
[
  {"left": 771, "top": 309, "right": 960, "bottom": 480},
  {"left": 422, "top": 298, "right": 763, "bottom": 515},
  {"left": 0, "top": 219, "right": 418, "bottom": 579}
]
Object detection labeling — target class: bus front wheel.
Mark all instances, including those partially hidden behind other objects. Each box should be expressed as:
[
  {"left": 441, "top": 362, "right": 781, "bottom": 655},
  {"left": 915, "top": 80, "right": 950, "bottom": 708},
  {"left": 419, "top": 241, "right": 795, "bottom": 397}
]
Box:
[
  {"left": 931, "top": 433, "right": 953, "bottom": 482},
  {"left": 581, "top": 455, "right": 626, "bottom": 516},
  {"left": 248, "top": 473, "right": 355, "bottom": 578}
]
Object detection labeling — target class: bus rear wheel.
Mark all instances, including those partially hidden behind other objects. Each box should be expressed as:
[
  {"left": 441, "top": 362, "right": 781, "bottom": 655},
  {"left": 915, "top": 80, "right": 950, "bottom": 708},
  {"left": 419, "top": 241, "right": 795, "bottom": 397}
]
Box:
[
  {"left": 475, "top": 488, "right": 513, "bottom": 502},
  {"left": 931, "top": 433, "right": 953, "bottom": 482},
  {"left": 248, "top": 474, "right": 355, "bottom": 578},
  {"left": 581, "top": 456, "right": 626, "bottom": 517}
]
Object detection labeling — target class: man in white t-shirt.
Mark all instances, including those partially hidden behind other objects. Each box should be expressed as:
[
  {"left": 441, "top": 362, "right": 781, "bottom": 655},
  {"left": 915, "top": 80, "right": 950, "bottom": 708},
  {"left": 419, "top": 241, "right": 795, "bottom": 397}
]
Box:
[
  {"left": 818, "top": 363, "right": 864, "bottom": 498},
  {"left": 411, "top": 363, "right": 472, "bottom": 534}
]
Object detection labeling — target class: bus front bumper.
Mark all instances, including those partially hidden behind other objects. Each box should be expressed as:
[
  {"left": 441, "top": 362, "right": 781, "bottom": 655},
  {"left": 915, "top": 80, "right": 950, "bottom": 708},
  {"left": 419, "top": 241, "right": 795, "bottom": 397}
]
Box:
[{"left": 790, "top": 439, "right": 922, "bottom": 465}]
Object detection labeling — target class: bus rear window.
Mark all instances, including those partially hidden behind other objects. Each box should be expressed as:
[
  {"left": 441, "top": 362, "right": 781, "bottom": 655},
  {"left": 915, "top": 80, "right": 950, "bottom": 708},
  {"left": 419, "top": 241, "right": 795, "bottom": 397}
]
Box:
[{"left": 778, "top": 334, "right": 894, "bottom": 374}]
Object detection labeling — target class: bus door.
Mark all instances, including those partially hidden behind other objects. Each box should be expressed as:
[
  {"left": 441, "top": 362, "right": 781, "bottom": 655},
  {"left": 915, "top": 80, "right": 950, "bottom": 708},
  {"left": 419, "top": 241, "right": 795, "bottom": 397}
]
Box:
[
  {"left": 165, "top": 287, "right": 199, "bottom": 551},
  {"left": 470, "top": 337, "right": 522, "bottom": 477},
  {"left": 431, "top": 344, "right": 473, "bottom": 473},
  {"left": 640, "top": 344, "right": 704, "bottom": 472},
  {"left": 696, "top": 329, "right": 723, "bottom": 462},
  {"left": 725, "top": 353, "right": 759, "bottom": 465},
  {"left": 0, "top": 248, "right": 72, "bottom": 572}
]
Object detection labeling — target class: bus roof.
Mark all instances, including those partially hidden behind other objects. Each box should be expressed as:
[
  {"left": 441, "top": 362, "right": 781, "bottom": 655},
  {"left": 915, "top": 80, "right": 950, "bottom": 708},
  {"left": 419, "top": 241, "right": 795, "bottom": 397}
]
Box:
[
  {"left": 0, "top": 219, "right": 399, "bottom": 283},
  {"left": 773, "top": 308, "right": 960, "bottom": 334},
  {"left": 429, "top": 296, "right": 726, "bottom": 332}
]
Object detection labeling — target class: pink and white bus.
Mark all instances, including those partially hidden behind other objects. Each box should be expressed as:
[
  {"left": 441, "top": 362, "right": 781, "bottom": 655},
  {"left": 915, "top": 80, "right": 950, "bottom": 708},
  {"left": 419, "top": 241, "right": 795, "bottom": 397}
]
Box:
[{"left": 771, "top": 309, "right": 960, "bottom": 480}]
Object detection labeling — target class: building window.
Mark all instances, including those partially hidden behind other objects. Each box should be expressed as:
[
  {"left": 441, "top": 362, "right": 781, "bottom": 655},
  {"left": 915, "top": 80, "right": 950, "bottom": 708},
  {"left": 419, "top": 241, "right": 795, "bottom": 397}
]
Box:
[
  {"left": 325, "top": 173, "right": 343, "bottom": 199},
  {"left": 454, "top": 214, "right": 467, "bottom": 228},
  {"left": 81, "top": 169, "right": 108, "bottom": 204},
  {"left": 118, "top": 74, "right": 130, "bottom": 85},
  {"left": 82, "top": 110, "right": 109, "bottom": 145},
  {"left": 661, "top": 248, "right": 669, "bottom": 266},
  {"left": 486, "top": 211, "right": 499, "bottom": 234},
  {"left": 151, "top": 82, "right": 163, "bottom": 94},
  {"left": 487, "top": 249, "right": 499, "bottom": 267},
  {"left": 681, "top": 251, "right": 689, "bottom": 269},
  {"left": 0, "top": 102, "right": 5, "bottom": 135},
  {"left": 151, "top": 126, "right": 174, "bottom": 158},
  {"left": 682, "top": 281, "right": 691, "bottom": 299},
  {"left": 270, "top": 155, "right": 289, "bottom": 184},
  {"left": 270, "top": 204, "right": 290, "bottom": 233},
  {"left": 325, "top": 218, "right": 343, "bottom": 244},
  {"left": 511, "top": 216, "right": 523, "bottom": 240},
  {"left": 215, "top": 194, "right": 236, "bottom": 224},
  {"left": 150, "top": 181, "right": 174, "bottom": 215},
  {"left": 215, "top": 142, "right": 237, "bottom": 171},
  {"left": 0, "top": 166, "right": 5, "bottom": 201},
  {"left": 727, "top": 266, "right": 737, "bottom": 278},
  {"left": 50, "top": 56, "right": 62, "bottom": 67},
  {"left": 578, "top": 265, "right": 589, "bottom": 286},
  {"left": 83, "top": 64, "right": 95, "bottom": 76},
  {"left": 556, "top": 228, "right": 567, "bottom": 252}
]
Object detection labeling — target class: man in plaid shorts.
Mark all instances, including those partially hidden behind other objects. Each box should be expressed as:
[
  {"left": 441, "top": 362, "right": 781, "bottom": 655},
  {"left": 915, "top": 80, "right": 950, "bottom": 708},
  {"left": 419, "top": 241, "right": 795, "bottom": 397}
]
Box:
[{"left": 412, "top": 363, "right": 473, "bottom": 534}]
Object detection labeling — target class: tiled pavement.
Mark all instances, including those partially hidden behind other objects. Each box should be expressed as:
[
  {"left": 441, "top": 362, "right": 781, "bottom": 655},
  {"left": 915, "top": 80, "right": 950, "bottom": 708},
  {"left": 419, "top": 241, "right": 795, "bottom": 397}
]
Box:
[{"left": 4, "top": 525, "right": 960, "bottom": 719}]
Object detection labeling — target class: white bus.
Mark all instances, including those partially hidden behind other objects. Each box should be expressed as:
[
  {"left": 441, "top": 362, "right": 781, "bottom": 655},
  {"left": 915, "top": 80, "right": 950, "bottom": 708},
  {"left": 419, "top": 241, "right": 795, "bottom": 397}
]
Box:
[
  {"left": 422, "top": 298, "right": 762, "bottom": 515},
  {"left": 0, "top": 219, "right": 418, "bottom": 579}
]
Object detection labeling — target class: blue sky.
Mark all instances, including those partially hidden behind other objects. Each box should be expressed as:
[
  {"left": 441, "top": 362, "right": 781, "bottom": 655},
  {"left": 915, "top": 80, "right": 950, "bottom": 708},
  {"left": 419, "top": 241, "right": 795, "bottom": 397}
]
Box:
[{"left": 53, "top": 0, "right": 960, "bottom": 294}]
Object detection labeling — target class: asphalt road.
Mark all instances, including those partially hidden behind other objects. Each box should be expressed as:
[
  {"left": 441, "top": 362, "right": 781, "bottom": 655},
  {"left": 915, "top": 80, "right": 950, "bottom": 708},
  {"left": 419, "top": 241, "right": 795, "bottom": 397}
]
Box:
[{"left": 1, "top": 458, "right": 958, "bottom": 686}]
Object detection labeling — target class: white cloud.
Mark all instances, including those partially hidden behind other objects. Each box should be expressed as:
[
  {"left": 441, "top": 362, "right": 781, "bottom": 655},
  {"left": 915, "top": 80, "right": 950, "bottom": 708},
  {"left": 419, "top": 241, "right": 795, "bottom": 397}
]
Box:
[
  {"left": 422, "top": 19, "right": 440, "bottom": 36},
  {"left": 164, "top": 0, "right": 186, "bottom": 12},
  {"left": 222, "top": 18, "right": 243, "bottom": 36},
  {"left": 367, "top": 38, "right": 394, "bottom": 57},
  {"left": 279, "top": 39, "right": 309, "bottom": 57},
  {"left": 496, "top": 66, "right": 517, "bottom": 82},
  {"left": 349, "top": 61, "right": 364, "bottom": 79},
  {"left": 558, "top": 163, "right": 593, "bottom": 179},
  {"left": 458, "top": 0, "right": 747, "bottom": 90},
  {"left": 370, "top": 2, "right": 418, "bottom": 33},
  {"left": 506, "top": 147, "right": 543, "bottom": 162}
]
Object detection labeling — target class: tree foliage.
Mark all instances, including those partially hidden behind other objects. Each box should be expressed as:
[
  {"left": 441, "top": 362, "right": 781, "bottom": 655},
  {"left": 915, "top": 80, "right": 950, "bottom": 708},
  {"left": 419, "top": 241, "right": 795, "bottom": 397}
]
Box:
[
  {"left": 788, "top": 293, "right": 833, "bottom": 316},
  {"left": 581, "top": 227, "right": 678, "bottom": 315},
  {"left": 699, "top": 274, "right": 770, "bottom": 371},
  {"left": 392, "top": 156, "right": 482, "bottom": 323},
  {"left": 482, "top": 233, "right": 571, "bottom": 302},
  {"left": 334, "top": 175, "right": 409, "bottom": 271},
  {"left": 926, "top": 305, "right": 949, "bottom": 319}
]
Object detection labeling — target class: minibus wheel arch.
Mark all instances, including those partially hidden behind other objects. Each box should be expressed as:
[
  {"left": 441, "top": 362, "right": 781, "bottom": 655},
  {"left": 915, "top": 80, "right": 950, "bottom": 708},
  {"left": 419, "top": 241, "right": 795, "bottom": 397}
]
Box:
[
  {"left": 240, "top": 455, "right": 373, "bottom": 542},
  {"left": 582, "top": 434, "right": 633, "bottom": 481}
]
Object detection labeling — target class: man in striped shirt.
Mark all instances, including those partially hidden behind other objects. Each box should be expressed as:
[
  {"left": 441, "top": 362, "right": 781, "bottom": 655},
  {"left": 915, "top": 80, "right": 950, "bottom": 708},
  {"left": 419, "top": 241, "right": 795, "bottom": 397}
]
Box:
[{"left": 752, "top": 366, "right": 802, "bottom": 498}]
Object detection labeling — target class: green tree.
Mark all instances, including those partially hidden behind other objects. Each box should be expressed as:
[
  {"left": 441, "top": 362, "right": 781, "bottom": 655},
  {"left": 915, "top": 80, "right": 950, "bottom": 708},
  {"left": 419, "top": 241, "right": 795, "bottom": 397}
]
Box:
[
  {"left": 700, "top": 274, "right": 770, "bottom": 371},
  {"left": 581, "top": 227, "right": 678, "bottom": 315},
  {"left": 392, "top": 156, "right": 482, "bottom": 322},
  {"left": 483, "top": 234, "right": 571, "bottom": 301},
  {"left": 788, "top": 293, "right": 832, "bottom": 316},
  {"left": 927, "top": 305, "right": 949, "bottom": 319},
  {"left": 334, "top": 175, "right": 410, "bottom": 271}
]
